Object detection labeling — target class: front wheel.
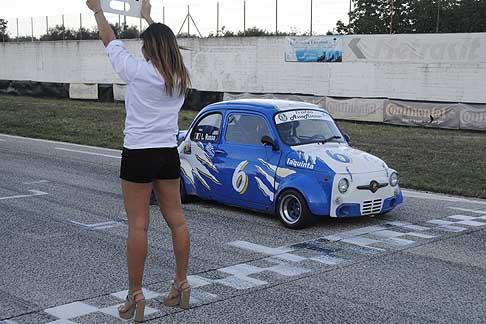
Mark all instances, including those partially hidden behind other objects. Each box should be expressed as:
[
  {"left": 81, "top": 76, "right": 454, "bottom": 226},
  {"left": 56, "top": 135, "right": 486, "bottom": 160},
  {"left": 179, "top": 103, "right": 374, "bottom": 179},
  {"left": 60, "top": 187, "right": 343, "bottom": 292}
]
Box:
[
  {"left": 276, "top": 189, "right": 313, "bottom": 229},
  {"left": 180, "top": 178, "right": 192, "bottom": 204}
]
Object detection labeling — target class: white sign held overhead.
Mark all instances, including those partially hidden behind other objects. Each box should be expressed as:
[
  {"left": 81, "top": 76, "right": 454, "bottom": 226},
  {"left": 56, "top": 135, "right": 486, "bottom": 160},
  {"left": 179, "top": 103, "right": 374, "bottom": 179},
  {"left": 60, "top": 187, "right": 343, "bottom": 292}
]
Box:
[{"left": 101, "top": 0, "right": 142, "bottom": 18}]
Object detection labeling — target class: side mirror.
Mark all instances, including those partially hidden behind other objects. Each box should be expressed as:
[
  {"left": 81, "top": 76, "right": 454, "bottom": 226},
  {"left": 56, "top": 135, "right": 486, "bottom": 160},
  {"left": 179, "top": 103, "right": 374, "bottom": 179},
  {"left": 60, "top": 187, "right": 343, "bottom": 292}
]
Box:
[
  {"left": 261, "top": 135, "right": 279, "bottom": 151},
  {"left": 343, "top": 133, "right": 351, "bottom": 143}
]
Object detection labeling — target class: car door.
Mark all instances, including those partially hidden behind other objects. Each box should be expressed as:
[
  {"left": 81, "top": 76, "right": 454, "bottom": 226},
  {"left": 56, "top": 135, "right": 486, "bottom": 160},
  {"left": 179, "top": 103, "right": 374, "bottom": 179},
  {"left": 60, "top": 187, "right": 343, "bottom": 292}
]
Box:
[
  {"left": 180, "top": 111, "right": 224, "bottom": 200},
  {"left": 212, "top": 112, "right": 282, "bottom": 211}
]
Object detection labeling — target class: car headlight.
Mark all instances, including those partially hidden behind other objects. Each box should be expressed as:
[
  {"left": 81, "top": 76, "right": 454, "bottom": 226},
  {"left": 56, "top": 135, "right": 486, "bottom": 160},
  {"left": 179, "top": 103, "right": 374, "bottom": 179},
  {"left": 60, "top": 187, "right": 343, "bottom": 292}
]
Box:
[
  {"left": 389, "top": 172, "right": 399, "bottom": 187},
  {"left": 338, "top": 178, "right": 349, "bottom": 193}
]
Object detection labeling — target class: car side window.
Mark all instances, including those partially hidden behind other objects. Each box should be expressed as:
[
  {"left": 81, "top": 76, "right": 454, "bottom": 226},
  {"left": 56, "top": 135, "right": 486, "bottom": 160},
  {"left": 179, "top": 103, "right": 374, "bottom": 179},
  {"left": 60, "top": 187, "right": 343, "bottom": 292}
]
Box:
[
  {"left": 190, "top": 113, "right": 222, "bottom": 143},
  {"left": 225, "top": 114, "right": 271, "bottom": 145}
]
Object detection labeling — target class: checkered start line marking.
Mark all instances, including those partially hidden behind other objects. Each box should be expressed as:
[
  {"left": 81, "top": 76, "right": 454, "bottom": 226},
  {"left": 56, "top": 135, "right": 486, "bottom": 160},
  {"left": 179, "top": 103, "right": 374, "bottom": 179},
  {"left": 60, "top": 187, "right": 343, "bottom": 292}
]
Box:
[{"left": 4, "top": 209, "right": 485, "bottom": 324}]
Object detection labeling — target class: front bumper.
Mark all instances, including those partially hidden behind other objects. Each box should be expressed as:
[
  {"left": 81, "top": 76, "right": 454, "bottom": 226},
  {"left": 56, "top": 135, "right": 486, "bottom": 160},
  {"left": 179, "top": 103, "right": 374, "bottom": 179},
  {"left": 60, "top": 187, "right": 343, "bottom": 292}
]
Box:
[
  {"left": 329, "top": 170, "right": 403, "bottom": 217},
  {"left": 335, "top": 190, "right": 403, "bottom": 217}
]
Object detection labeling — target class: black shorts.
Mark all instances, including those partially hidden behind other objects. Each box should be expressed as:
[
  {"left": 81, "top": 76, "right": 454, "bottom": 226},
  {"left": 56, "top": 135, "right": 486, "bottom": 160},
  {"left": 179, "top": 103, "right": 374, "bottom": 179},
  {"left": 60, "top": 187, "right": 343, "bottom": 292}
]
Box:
[{"left": 120, "top": 147, "right": 181, "bottom": 183}]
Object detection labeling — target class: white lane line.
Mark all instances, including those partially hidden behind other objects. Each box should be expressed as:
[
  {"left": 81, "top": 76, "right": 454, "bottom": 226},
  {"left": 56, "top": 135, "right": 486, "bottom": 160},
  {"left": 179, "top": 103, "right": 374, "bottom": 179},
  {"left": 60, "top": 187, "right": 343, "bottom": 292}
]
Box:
[
  {"left": 55, "top": 147, "right": 121, "bottom": 159},
  {"left": 70, "top": 220, "right": 125, "bottom": 230},
  {"left": 22, "top": 180, "right": 50, "bottom": 185},
  {"left": 402, "top": 189, "right": 486, "bottom": 205},
  {"left": 448, "top": 207, "right": 486, "bottom": 214},
  {"left": 0, "top": 133, "right": 121, "bottom": 153},
  {"left": 0, "top": 190, "right": 48, "bottom": 201}
]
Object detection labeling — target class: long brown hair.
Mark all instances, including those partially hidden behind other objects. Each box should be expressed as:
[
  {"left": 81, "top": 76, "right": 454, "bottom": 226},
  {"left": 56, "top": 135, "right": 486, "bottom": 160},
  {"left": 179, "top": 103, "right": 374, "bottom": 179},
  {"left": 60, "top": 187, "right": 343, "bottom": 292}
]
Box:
[{"left": 141, "top": 23, "right": 191, "bottom": 97}]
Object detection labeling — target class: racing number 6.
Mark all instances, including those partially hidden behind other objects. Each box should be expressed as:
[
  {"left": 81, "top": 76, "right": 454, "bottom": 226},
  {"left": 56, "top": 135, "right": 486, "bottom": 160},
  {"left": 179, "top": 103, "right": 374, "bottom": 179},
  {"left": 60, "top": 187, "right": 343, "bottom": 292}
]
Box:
[{"left": 232, "top": 161, "right": 249, "bottom": 195}]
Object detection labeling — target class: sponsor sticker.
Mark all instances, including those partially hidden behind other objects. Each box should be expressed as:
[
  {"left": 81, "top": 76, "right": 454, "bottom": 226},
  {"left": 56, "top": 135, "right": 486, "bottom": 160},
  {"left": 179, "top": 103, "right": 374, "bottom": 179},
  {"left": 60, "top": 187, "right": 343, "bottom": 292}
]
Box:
[
  {"left": 275, "top": 110, "right": 331, "bottom": 125},
  {"left": 286, "top": 158, "right": 315, "bottom": 170}
]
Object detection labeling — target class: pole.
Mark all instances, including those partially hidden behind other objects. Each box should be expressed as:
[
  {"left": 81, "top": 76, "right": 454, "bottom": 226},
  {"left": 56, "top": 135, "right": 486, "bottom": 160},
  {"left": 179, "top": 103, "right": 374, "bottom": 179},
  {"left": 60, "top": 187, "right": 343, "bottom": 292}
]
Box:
[
  {"left": 62, "top": 14, "right": 65, "bottom": 40},
  {"left": 124, "top": 2, "right": 127, "bottom": 28},
  {"left": 80, "top": 13, "right": 82, "bottom": 40},
  {"left": 390, "top": 0, "right": 394, "bottom": 34},
  {"left": 217, "top": 2, "right": 219, "bottom": 36},
  {"left": 140, "top": 17, "right": 142, "bottom": 34},
  {"left": 16, "top": 18, "right": 19, "bottom": 41},
  {"left": 163, "top": 6, "right": 165, "bottom": 24},
  {"left": 31, "top": 17, "right": 34, "bottom": 41},
  {"left": 276, "top": 0, "right": 279, "bottom": 34},
  {"left": 436, "top": 0, "right": 441, "bottom": 33},
  {"left": 187, "top": 5, "right": 190, "bottom": 36},
  {"left": 349, "top": 0, "right": 352, "bottom": 24},
  {"left": 243, "top": 1, "right": 246, "bottom": 35},
  {"left": 310, "top": 0, "right": 313, "bottom": 36}
]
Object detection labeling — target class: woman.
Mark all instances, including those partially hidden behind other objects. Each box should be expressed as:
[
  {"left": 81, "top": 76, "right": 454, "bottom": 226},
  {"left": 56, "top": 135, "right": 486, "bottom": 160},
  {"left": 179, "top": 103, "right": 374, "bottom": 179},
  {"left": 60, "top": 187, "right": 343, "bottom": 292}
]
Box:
[{"left": 86, "top": 0, "right": 191, "bottom": 321}]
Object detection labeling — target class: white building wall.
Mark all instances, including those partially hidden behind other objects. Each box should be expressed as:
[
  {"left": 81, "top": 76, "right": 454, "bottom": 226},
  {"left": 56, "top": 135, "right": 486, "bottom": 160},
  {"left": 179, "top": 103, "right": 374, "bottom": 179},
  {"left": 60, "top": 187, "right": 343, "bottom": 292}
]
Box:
[{"left": 1, "top": 33, "right": 485, "bottom": 103}]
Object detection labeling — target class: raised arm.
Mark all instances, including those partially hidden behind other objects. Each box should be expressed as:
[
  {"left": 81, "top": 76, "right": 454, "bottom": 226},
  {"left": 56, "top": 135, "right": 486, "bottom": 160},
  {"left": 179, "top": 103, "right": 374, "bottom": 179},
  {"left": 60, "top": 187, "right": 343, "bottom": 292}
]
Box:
[
  {"left": 142, "top": 0, "right": 154, "bottom": 25},
  {"left": 86, "top": 0, "right": 116, "bottom": 47}
]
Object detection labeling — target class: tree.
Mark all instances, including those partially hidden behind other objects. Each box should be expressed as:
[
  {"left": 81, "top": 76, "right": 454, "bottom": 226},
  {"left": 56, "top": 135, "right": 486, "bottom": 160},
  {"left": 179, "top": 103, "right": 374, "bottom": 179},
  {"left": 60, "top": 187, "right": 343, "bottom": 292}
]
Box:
[
  {"left": 0, "top": 19, "right": 9, "bottom": 42},
  {"left": 337, "top": 0, "right": 486, "bottom": 34},
  {"left": 40, "top": 25, "right": 78, "bottom": 41}
]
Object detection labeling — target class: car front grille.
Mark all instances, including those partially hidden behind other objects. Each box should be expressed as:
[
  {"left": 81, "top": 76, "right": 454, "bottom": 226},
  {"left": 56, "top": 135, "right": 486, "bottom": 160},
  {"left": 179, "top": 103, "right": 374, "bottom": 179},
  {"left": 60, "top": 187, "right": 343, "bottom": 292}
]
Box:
[{"left": 361, "top": 199, "right": 383, "bottom": 216}]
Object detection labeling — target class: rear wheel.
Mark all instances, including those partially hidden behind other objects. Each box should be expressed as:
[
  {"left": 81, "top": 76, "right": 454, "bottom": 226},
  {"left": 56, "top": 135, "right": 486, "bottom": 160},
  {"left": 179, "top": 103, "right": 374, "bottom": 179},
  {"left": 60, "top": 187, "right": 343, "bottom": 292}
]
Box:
[{"left": 276, "top": 189, "right": 312, "bottom": 229}]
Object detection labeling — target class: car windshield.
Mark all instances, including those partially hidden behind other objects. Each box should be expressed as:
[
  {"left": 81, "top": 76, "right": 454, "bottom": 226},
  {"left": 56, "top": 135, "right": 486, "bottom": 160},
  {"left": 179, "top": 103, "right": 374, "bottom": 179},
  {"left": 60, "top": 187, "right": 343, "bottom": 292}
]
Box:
[{"left": 274, "top": 109, "right": 345, "bottom": 146}]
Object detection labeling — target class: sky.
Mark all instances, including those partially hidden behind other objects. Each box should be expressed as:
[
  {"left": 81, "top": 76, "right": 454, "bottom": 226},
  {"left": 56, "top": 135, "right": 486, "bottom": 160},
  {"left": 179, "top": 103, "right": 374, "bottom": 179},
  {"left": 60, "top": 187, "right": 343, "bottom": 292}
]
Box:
[{"left": 0, "top": 0, "right": 350, "bottom": 37}]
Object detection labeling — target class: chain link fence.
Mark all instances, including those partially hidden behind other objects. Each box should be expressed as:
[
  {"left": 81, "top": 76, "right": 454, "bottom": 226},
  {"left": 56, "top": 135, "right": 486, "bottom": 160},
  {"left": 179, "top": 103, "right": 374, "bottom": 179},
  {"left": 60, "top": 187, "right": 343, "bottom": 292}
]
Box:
[{"left": 2, "top": 0, "right": 349, "bottom": 41}]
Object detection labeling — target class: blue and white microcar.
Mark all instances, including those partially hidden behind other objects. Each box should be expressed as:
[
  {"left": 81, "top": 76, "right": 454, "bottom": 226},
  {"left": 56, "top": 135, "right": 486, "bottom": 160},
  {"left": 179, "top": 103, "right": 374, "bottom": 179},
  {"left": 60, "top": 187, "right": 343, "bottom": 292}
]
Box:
[{"left": 178, "top": 99, "right": 403, "bottom": 229}]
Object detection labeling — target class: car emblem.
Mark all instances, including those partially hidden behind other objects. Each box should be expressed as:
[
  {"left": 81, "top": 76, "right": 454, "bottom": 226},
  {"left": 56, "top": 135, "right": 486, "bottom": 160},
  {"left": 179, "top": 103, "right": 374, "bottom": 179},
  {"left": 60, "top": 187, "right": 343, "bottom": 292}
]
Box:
[{"left": 357, "top": 180, "right": 388, "bottom": 193}]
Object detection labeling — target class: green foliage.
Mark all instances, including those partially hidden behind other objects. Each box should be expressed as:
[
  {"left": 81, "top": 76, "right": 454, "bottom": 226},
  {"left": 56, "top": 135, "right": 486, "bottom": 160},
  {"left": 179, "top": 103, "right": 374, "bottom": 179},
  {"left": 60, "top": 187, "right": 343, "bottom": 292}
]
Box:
[
  {"left": 0, "top": 19, "right": 9, "bottom": 42},
  {"left": 337, "top": 0, "right": 486, "bottom": 34},
  {"left": 40, "top": 25, "right": 78, "bottom": 41},
  {"left": 207, "top": 26, "right": 297, "bottom": 38}
]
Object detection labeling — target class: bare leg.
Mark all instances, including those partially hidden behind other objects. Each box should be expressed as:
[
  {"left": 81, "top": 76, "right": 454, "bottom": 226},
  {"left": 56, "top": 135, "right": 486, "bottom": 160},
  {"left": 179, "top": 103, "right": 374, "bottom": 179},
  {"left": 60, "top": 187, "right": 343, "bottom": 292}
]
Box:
[
  {"left": 153, "top": 179, "right": 190, "bottom": 283},
  {"left": 122, "top": 180, "right": 152, "bottom": 294}
]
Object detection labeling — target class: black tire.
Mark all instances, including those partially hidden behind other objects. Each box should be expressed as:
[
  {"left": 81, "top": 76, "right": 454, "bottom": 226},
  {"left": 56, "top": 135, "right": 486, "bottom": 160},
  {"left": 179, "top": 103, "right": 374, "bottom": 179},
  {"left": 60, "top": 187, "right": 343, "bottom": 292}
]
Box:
[
  {"left": 276, "top": 189, "right": 313, "bottom": 229},
  {"left": 180, "top": 178, "right": 192, "bottom": 204}
]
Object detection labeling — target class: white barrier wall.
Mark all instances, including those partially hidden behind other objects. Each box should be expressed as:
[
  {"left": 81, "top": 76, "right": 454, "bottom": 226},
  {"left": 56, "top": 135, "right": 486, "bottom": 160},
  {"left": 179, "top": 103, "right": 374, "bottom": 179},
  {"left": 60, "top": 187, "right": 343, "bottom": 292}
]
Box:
[{"left": 0, "top": 34, "right": 485, "bottom": 103}]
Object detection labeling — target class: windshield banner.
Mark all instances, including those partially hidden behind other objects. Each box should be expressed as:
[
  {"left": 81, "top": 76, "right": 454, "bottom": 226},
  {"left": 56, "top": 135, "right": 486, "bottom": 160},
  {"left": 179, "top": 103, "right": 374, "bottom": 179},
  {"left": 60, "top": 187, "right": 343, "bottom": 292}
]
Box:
[{"left": 275, "top": 110, "right": 331, "bottom": 124}]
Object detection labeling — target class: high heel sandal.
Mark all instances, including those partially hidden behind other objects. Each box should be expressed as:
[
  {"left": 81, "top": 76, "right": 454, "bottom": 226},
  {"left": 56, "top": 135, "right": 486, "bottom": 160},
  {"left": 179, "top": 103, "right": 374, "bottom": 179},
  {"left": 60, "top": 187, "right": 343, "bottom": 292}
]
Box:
[
  {"left": 118, "top": 290, "right": 146, "bottom": 322},
  {"left": 163, "top": 280, "right": 191, "bottom": 310}
]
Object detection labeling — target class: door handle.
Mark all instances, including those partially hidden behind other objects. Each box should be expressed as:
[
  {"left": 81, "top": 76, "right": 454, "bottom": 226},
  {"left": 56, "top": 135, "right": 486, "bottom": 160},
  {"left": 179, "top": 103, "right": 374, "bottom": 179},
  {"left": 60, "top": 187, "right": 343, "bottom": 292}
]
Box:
[{"left": 215, "top": 149, "right": 227, "bottom": 155}]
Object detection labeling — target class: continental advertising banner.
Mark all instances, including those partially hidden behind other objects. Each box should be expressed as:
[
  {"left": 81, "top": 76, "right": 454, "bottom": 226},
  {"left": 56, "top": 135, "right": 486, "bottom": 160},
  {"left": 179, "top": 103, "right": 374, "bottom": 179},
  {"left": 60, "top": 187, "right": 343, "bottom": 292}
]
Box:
[
  {"left": 384, "top": 100, "right": 461, "bottom": 129},
  {"left": 459, "top": 104, "right": 486, "bottom": 131},
  {"left": 285, "top": 37, "right": 343, "bottom": 63},
  {"left": 326, "top": 98, "right": 384, "bottom": 122}
]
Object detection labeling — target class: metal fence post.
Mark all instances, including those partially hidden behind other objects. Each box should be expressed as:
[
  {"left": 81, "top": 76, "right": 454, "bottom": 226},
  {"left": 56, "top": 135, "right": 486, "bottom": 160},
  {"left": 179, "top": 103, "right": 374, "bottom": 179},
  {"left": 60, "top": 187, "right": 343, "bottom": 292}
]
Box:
[
  {"left": 163, "top": 6, "right": 165, "bottom": 24},
  {"left": 436, "top": 0, "right": 441, "bottom": 33},
  {"left": 187, "top": 5, "right": 190, "bottom": 36},
  {"left": 216, "top": 2, "right": 219, "bottom": 36},
  {"left": 16, "top": 18, "right": 19, "bottom": 41},
  {"left": 310, "top": 0, "right": 313, "bottom": 36},
  {"left": 31, "top": 17, "right": 34, "bottom": 41},
  {"left": 275, "top": 0, "right": 278, "bottom": 35},
  {"left": 243, "top": 1, "right": 246, "bottom": 35},
  {"left": 46, "top": 16, "right": 49, "bottom": 35},
  {"left": 80, "top": 13, "right": 82, "bottom": 40},
  {"left": 62, "top": 14, "right": 65, "bottom": 40}
]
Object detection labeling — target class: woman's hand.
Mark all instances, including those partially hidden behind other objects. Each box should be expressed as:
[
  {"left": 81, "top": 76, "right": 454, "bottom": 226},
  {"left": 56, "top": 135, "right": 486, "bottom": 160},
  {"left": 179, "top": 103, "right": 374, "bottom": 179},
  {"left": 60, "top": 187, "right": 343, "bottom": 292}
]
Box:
[
  {"left": 142, "top": 0, "right": 154, "bottom": 25},
  {"left": 86, "top": 0, "right": 102, "bottom": 13}
]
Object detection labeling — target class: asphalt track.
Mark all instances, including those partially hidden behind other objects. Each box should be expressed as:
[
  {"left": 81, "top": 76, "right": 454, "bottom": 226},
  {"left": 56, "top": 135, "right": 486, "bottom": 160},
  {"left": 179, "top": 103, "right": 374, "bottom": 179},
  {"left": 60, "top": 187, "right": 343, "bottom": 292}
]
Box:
[{"left": 0, "top": 133, "right": 485, "bottom": 324}]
